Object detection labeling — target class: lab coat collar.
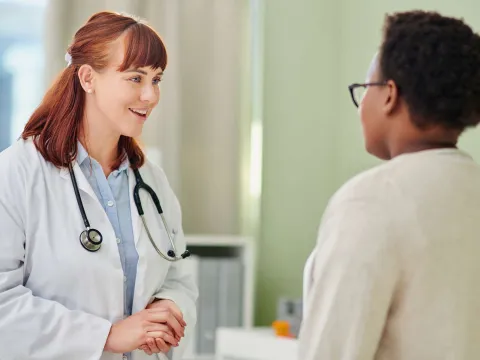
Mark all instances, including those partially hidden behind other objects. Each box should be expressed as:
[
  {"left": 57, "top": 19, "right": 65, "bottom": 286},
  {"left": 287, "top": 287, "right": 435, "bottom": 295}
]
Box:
[{"left": 59, "top": 160, "right": 97, "bottom": 201}]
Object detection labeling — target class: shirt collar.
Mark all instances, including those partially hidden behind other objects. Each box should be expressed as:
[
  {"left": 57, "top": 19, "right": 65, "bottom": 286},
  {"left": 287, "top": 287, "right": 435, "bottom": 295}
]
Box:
[
  {"left": 76, "top": 141, "right": 90, "bottom": 167},
  {"left": 76, "top": 141, "right": 130, "bottom": 174},
  {"left": 117, "top": 155, "right": 130, "bottom": 173}
]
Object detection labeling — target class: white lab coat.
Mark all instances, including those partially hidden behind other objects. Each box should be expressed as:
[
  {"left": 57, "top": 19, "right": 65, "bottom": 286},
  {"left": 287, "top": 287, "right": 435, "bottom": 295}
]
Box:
[{"left": 0, "top": 139, "right": 198, "bottom": 360}]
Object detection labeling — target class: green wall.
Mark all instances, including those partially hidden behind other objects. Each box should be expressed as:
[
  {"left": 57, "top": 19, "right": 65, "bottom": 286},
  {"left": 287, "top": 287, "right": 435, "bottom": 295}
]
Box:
[{"left": 256, "top": 0, "right": 480, "bottom": 325}]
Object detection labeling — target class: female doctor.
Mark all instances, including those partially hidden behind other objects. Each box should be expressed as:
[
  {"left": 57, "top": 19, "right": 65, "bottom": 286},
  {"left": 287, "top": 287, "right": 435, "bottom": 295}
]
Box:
[{"left": 0, "top": 11, "right": 197, "bottom": 360}]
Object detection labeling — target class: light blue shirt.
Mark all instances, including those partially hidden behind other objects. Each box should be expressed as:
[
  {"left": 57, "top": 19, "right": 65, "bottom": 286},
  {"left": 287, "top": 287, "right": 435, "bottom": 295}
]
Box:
[{"left": 77, "top": 143, "right": 138, "bottom": 359}]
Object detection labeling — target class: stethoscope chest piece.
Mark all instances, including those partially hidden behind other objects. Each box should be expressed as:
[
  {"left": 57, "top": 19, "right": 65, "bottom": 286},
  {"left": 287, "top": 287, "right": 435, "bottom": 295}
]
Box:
[{"left": 79, "top": 228, "right": 103, "bottom": 252}]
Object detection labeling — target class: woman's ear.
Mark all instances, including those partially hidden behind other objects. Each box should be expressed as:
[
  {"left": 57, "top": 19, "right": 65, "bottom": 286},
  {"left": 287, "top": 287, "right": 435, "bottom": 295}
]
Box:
[
  {"left": 383, "top": 80, "right": 399, "bottom": 115},
  {"left": 77, "top": 64, "right": 95, "bottom": 94}
]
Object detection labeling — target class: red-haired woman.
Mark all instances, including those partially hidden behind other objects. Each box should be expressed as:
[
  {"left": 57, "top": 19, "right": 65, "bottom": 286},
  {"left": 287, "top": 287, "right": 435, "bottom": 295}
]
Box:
[{"left": 0, "top": 11, "right": 197, "bottom": 360}]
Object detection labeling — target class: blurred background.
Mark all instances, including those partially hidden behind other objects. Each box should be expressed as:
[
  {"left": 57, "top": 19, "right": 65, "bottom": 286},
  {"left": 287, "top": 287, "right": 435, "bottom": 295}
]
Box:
[{"left": 2, "top": 0, "right": 480, "bottom": 359}]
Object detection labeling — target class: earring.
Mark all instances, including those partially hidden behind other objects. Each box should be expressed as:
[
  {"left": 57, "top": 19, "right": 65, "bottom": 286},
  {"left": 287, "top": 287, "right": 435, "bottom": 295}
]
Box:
[{"left": 87, "top": 89, "right": 92, "bottom": 94}]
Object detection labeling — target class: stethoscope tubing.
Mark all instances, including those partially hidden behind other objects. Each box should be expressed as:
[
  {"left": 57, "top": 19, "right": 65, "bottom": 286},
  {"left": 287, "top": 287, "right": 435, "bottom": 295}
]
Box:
[{"left": 69, "top": 163, "right": 190, "bottom": 261}]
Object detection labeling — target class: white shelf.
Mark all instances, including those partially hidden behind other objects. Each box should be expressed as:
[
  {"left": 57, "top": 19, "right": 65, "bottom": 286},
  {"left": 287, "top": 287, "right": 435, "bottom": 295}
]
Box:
[
  {"left": 185, "top": 234, "right": 252, "bottom": 247},
  {"left": 182, "top": 234, "right": 256, "bottom": 359}
]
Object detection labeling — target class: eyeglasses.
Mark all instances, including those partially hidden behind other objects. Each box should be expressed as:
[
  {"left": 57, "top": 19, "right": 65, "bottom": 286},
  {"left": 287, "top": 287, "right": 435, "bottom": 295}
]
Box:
[{"left": 348, "top": 82, "right": 387, "bottom": 107}]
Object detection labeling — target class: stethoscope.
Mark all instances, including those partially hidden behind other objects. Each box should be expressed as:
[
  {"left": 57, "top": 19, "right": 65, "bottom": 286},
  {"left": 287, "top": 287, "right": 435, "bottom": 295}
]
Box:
[{"left": 68, "top": 163, "right": 191, "bottom": 262}]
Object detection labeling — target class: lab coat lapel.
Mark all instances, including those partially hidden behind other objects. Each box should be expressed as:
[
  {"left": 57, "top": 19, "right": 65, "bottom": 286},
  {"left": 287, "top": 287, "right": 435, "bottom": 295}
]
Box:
[
  {"left": 59, "top": 162, "right": 98, "bottom": 200},
  {"left": 128, "top": 167, "right": 142, "bottom": 245}
]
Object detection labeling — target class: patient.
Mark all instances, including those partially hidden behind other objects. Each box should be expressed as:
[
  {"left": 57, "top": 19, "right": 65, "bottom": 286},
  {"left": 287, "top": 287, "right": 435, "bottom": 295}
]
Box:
[{"left": 300, "top": 10, "right": 480, "bottom": 360}]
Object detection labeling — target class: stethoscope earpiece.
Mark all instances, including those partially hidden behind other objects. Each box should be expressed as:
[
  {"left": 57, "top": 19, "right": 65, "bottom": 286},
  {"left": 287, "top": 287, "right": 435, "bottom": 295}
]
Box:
[{"left": 167, "top": 249, "right": 191, "bottom": 259}]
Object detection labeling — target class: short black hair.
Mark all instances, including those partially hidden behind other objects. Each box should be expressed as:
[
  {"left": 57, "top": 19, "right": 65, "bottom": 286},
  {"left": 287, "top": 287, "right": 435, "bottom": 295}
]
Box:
[{"left": 379, "top": 10, "right": 480, "bottom": 130}]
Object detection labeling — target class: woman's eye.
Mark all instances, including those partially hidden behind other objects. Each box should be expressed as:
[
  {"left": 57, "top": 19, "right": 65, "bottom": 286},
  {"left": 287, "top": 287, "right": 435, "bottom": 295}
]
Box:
[
  {"left": 153, "top": 78, "right": 162, "bottom": 85},
  {"left": 130, "top": 76, "right": 141, "bottom": 83}
]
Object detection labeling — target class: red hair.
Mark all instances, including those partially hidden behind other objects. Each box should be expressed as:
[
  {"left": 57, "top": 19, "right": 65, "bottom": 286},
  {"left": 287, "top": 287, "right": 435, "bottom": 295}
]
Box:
[{"left": 22, "top": 11, "right": 168, "bottom": 170}]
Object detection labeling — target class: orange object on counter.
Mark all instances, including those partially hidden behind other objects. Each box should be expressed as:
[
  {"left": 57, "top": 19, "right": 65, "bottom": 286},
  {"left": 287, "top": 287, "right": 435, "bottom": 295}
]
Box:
[{"left": 272, "top": 320, "right": 294, "bottom": 337}]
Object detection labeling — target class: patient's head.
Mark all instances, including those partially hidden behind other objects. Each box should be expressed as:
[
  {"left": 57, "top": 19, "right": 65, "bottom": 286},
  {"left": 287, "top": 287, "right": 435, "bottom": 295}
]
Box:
[{"left": 351, "top": 11, "right": 480, "bottom": 160}]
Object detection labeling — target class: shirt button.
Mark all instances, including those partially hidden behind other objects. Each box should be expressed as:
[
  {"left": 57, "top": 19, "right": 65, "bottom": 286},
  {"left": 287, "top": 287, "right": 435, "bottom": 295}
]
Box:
[
  {"left": 116, "top": 238, "right": 121, "bottom": 244},
  {"left": 123, "top": 276, "right": 127, "bottom": 282},
  {"left": 107, "top": 200, "right": 114, "bottom": 207}
]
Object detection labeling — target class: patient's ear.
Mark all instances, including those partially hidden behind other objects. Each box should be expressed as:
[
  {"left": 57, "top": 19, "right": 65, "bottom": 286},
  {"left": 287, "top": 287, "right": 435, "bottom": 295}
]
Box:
[{"left": 382, "top": 80, "right": 399, "bottom": 115}]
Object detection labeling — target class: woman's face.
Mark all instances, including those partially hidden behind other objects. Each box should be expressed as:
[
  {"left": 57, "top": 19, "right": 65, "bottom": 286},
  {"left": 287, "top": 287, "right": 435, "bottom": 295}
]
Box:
[
  {"left": 358, "top": 54, "right": 391, "bottom": 159},
  {"left": 87, "top": 33, "right": 163, "bottom": 139}
]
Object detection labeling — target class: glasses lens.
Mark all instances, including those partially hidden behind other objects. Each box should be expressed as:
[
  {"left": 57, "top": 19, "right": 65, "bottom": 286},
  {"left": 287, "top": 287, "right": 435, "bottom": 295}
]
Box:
[{"left": 353, "top": 86, "right": 367, "bottom": 106}]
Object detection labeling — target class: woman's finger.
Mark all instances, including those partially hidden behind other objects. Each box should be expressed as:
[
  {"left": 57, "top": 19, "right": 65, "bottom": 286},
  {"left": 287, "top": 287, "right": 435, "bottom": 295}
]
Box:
[
  {"left": 154, "top": 335, "right": 171, "bottom": 353},
  {"left": 140, "top": 344, "right": 153, "bottom": 356},
  {"left": 146, "top": 337, "right": 161, "bottom": 353},
  {"left": 145, "top": 322, "right": 178, "bottom": 344},
  {"left": 145, "top": 323, "right": 171, "bottom": 333},
  {"left": 147, "top": 310, "right": 185, "bottom": 338},
  {"left": 148, "top": 300, "right": 186, "bottom": 327},
  {"left": 149, "top": 329, "right": 178, "bottom": 347},
  {"left": 167, "top": 304, "right": 186, "bottom": 327}
]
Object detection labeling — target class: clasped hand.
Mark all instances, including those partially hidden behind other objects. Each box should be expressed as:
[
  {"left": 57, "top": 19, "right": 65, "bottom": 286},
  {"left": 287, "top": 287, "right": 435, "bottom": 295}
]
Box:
[{"left": 104, "top": 299, "right": 186, "bottom": 355}]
